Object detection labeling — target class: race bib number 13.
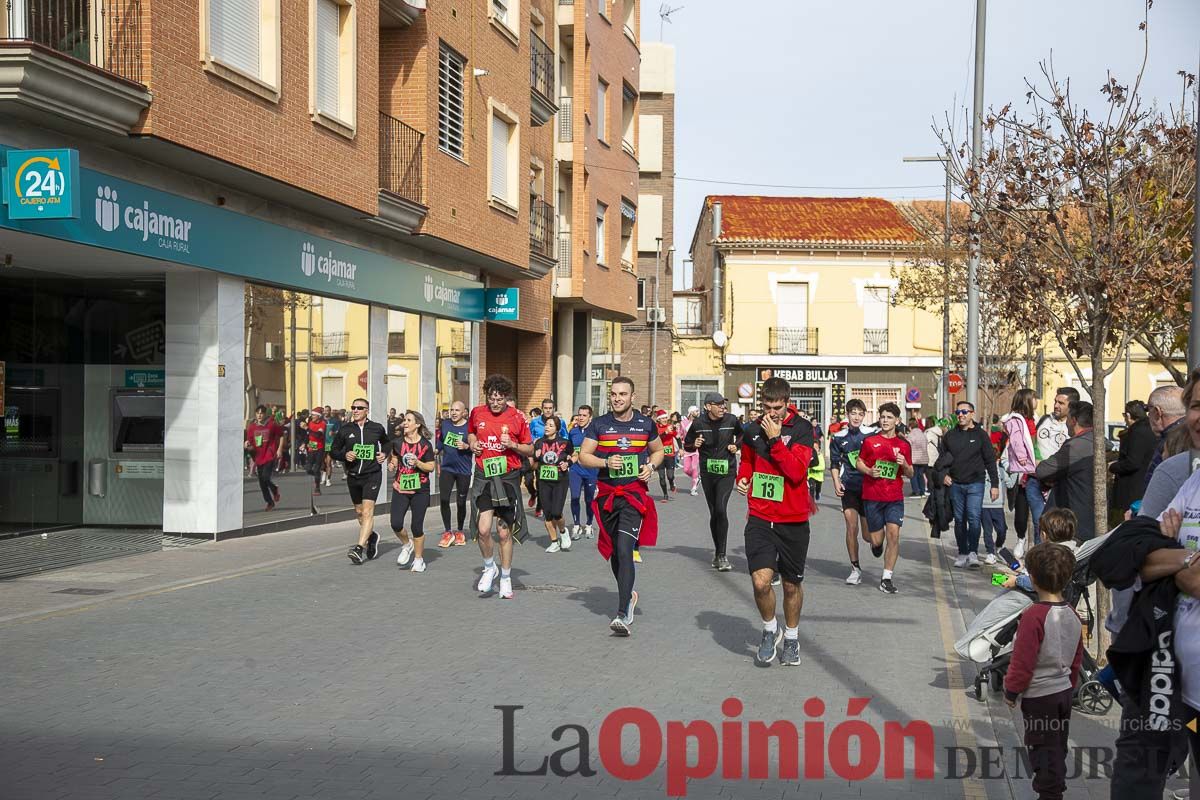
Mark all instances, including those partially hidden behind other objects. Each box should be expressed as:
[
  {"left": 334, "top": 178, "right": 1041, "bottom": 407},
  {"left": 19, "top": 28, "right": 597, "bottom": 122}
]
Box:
[{"left": 751, "top": 472, "right": 784, "bottom": 502}]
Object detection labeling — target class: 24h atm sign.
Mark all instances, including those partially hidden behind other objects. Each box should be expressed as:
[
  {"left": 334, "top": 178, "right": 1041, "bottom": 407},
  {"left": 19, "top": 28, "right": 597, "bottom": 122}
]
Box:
[{"left": 3, "top": 149, "right": 81, "bottom": 220}]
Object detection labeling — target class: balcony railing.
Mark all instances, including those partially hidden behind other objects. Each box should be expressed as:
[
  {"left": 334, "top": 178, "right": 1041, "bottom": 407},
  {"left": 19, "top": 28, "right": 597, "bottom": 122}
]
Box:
[
  {"left": 530, "top": 29, "right": 553, "bottom": 105},
  {"left": 2, "top": 0, "right": 144, "bottom": 83},
  {"left": 557, "top": 231, "right": 572, "bottom": 278},
  {"left": 313, "top": 332, "right": 349, "bottom": 359},
  {"left": 530, "top": 198, "right": 555, "bottom": 261},
  {"left": 557, "top": 95, "right": 573, "bottom": 143},
  {"left": 378, "top": 112, "right": 424, "bottom": 205},
  {"left": 769, "top": 327, "right": 819, "bottom": 355},
  {"left": 863, "top": 328, "right": 889, "bottom": 354}
]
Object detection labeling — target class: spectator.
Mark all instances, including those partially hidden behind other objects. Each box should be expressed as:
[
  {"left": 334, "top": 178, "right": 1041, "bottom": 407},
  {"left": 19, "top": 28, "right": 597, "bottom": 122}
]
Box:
[
  {"left": 935, "top": 400, "right": 1000, "bottom": 569},
  {"left": 1035, "top": 400, "right": 1096, "bottom": 541},
  {"left": 1003, "top": 388, "right": 1045, "bottom": 552},
  {"left": 1144, "top": 384, "right": 1186, "bottom": 488},
  {"left": 924, "top": 414, "right": 943, "bottom": 466},
  {"left": 1140, "top": 372, "right": 1200, "bottom": 520},
  {"left": 1110, "top": 400, "right": 1156, "bottom": 513},
  {"left": 906, "top": 423, "right": 929, "bottom": 497},
  {"left": 1036, "top": 387, "right": 1079, "bottom": 463}
]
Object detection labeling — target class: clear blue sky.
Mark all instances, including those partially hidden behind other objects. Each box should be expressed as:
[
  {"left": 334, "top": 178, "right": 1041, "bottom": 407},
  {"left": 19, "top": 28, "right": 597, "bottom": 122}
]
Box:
[{"left": 663, "top": 0, "right": 1199, "bottom": 286}]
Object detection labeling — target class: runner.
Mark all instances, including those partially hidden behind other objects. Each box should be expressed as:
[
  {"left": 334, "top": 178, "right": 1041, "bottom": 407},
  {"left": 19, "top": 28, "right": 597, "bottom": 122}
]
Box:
[
  {"left": 306, "top": 408, "right": 328, "bottom": 495},
  {"left": 578, "top": 377, "right": 663, "bottom": 636},
  {"left": 245, "top": 405, "right": 285, "bottom": 511},
  {"left": 388, "top": 411, "right": 436, "bottom": 572},
  {"left": 857, "top": 402, "right": 914, "bottom": 594},
  {"left": 527, "top": 399, "right": 557, "bottom": 518},
  {"left": 736, "top": 376, "right": 815, "bottom": 667},
  {"left": 468, "top": 375, "right": 534, "bottom": 599},
  {"left": 436, "top": 400, "right": 472, "bottom": 548},
  {"left": 568, "top": 405, "right": 598, "bottom": 540},
  {"left": 682, "top": 392, "right": 744, "bottom": 572},
  {"left": 655, "top": 410, "right": 678, "bottom": 500},
  {"left": 829, "top": 398, "right": 877, "bottom": 586},
  {"left": 331, "top": 398, "right": 391, "bottom": 565},
  {"left": 535, "top": 416, "right": 574, "bottom": 552}
]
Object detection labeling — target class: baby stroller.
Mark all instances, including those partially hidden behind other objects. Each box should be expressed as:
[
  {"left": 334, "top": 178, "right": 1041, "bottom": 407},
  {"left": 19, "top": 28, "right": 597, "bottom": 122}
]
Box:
[{"left": 954, "top": 533, "right": 1115, "bottom": 715}]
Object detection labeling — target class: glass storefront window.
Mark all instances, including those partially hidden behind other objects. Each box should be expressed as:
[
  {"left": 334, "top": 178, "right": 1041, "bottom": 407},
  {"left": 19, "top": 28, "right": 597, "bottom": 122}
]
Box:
[{"left": 434, "top": 319, "right": 472, "bottom": 416}]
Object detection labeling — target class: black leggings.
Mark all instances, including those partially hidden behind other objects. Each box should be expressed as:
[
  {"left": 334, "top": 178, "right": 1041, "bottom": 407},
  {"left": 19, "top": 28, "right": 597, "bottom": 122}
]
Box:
[
  {"left": 701, "top": 472, "right": 735, "bottom": 557},
  {"left": 1011, "top": 485, "right": 1030, "bottom": 540},
  {"left": 539, "top": 475, "right": 569, "bottom": 521},
  {"left": 440, "top": 471, "right": 470, "bottom": 531},
  {"left": 256, "top": 461, "right": 278, "bottom": 504},
  {"left": 600, "top": 498, "right": 642, "bottom": 618},
  {"left": 657, "top": 458, "right": 676, "bottom": 495},
  {"left": 391, "top": 491, "right": 430, "bottom": 538}
]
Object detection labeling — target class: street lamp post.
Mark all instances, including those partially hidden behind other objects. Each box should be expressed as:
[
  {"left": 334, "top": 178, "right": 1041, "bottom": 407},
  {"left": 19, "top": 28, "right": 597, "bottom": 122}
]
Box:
[
  {"left": 904, "top": 155, "right": 954, "bottom": 419},
  {"left": 966, "top": 0, "right": 988, "bottom": 406}
]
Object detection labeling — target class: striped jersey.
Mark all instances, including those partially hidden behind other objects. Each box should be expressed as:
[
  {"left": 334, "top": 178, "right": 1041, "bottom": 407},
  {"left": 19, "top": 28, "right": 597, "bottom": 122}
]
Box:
[{"left": 585, "top": 411, "right": 659, "bottom": 486}]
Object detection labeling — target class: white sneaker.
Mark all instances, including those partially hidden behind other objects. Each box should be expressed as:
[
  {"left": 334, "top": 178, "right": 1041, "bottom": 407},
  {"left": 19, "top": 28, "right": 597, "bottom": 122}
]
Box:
[
  {"left": 410, "top": 558, "right": 426, "bottom": 573},
  {"left": 570, "top": 524, "right": 581, "bottom": 540},
  {"left": 396, "top": 542, "right": 415, "bottom": 567},
  {"left": 324, "top": 477, "right": 332, "bottom": 486},
  {"left": 584, "top": 524, "right": 594, "bottom": 539},
  {"left": 477, "top": 564, "right": 499, "bottom": 593},
  {"left": 499, "top": 575, "right": 513, "bottom": 599},
  {"left": 545, "top": 540, "right": 562, "bottom": 553},
  {"left": 845, "top": 567, "right": 862, "bottom": 586},
  {"left": 967, "top": 552, "right": 981, "bottom": 569},
  {"left": 984, "top": 553, "right": 997, "bottom": 565},
  {"left": 560, "top": 533, "right": 572, "bottom": 551},
  {"left": 1014, "top": 539, "right": 1027, "bottom": 559},
  {"left": 953, "top": 555, "right": 969, "bottom": 569},
  {"left": 690, "top": 485, "right": 699, "bottom": 496}
]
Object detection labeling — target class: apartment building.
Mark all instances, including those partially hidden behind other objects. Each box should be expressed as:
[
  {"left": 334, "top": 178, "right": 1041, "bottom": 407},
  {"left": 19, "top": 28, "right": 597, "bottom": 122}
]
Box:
[{"left": 0, "top": 0, "right": 579, "bottom": 554}]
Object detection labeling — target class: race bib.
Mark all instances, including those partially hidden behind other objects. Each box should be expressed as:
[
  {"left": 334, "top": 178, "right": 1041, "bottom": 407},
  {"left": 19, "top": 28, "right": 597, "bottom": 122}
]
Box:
[
  {"left": 846, "top": 450, "right": 860, "bottom": 468},
  {"left": 705, "top": 458, "right": 729, "bottom": 475},
  {"left": 254, "top": 434, "right": 264, "bottom": 447},
  {"left": 443, "top": 431, "right": 463, "bottom": 448},
  {"left": 609, "top": 454, "right": 639, "bottom": 479},
  {"left": 876, "top": 460, "right": 899, "bottom": 480},
  {"left": 483, "top": 455, "right": 508, "bottom": 477},
  {"left": 663, "top": 445, "right": 675, "bottom": 457},
  {"left": 352, "top": 443, "right": 375, "bottom": 461},
  {"left": 539, "top": 464, "right": 561, "bottom": 482},
  {"left": 752, "top": 472, "right": 784, "bottom": 502},
  {"left": 399, "top": 472, "right": 421, "bottom": 491}
]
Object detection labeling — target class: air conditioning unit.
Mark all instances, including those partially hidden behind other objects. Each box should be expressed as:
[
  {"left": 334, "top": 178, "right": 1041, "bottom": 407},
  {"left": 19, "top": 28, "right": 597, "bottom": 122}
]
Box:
[
  {"left": 265, "top": 342, "right": 282, "bottom": 361},
  {"left": 646, "top": 307, "right": 667, "bottom": 324}
]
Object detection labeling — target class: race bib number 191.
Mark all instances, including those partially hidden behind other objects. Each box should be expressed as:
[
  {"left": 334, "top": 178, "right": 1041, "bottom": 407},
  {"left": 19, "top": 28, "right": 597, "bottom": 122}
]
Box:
[{"left": 483, "top": 456, "right": 508, "bottom": 477}]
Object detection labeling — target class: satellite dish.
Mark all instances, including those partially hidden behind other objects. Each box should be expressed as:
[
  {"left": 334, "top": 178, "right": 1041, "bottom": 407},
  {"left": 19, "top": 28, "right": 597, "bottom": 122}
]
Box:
[{"left": 712, "top": 330, "right": 728, "bottom": 348}]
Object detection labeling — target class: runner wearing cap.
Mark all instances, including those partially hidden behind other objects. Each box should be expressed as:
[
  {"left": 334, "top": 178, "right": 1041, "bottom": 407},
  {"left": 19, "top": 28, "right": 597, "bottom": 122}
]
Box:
[
  {"left": 829, "top": 398, "right": 877, "bottom": 586},
  {"left": 331, "top": 399, "right": 391, "bottom": 565},
  {"left": 736, "top": 376, "right": 815, "bottom": 667},
  {"left": 683, "top": 392, "right": 744, "bottom": 572}
]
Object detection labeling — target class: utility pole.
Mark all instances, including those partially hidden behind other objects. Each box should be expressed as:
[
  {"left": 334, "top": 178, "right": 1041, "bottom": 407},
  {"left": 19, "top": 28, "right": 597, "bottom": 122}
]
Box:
[
  {"left": 966, "top": 0, "right": 987, "bottom": 406},
  {"left": 651, "top": 237, "right": 662, "bottom": 408},
  {"left": 1189, "top": 49, "right": 1200, "bottom": 370},
  {"left": 903, "top": 155, "right": 953, "bottom": 418}
]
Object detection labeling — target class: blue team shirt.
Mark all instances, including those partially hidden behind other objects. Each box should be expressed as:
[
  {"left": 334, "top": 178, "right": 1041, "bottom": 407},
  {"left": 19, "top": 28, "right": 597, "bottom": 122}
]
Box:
[
  {"left": 436, "top": 420, "right": 472, "bottom": 475},
  {"left": 585, "top": 412, "right": 660, "bottom": 486},
  {"left": 569, "top": 425, "right": 598, "bottom": 480},
  {"left": 830, "top": 424, "right": 877, "bottom": 489}
]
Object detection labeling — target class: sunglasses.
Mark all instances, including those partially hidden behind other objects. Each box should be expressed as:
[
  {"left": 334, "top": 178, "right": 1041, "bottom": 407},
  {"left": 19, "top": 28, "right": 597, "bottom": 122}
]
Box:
[
  {"left": 955, "top": 409, "right": 972, "bottom": 415},
  {"left": 351, "top": 406, "right": 368, "bottom": 411}
]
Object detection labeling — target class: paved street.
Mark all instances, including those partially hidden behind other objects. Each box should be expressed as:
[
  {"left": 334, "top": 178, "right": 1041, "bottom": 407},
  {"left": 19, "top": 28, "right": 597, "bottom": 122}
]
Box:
[{"left": 0, "top": 480, "right": 1141, "bottom": 800}]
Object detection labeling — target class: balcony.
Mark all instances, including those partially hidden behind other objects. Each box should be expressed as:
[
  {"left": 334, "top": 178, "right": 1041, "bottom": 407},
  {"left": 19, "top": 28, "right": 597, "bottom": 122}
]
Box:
[
  {"left": 863, "top": 328, "right": 889, "bottom": 354},
  {"left": 380, "top": 0, "right": 425, "bottom": 27},
  {"left": 313, "top": 332, "right": 349, "bottom": 359},
  {"left": 376, "top": 112, "right": 427, "bottom": 234},
  {"left": 769, "top": 327, "right": 819, "bottom": 355},
  {"left": 530, "top": 29, "right": 556, "bottom": 126},
  {"left": 0, "top": 0, "right": 151, "bottom": 134},
  {"left": 530, "top": 198, "right": 556, "bottom": 267}
]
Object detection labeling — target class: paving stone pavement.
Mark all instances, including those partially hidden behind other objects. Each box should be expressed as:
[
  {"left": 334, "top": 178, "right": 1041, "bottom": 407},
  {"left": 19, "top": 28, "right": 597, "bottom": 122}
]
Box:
[{"left": 0, "top": 479, "right": 1130, "bottom": 800}]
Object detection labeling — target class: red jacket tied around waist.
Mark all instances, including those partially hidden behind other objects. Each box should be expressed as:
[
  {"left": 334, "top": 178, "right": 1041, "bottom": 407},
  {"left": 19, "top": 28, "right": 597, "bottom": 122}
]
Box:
[{"left": 592, "top": 481, "right": 659, "bottom": 560}]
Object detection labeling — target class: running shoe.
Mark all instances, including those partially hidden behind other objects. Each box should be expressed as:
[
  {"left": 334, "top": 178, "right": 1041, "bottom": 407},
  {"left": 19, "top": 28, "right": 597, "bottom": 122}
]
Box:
[
  {"left": 771, "top": 574, "right": 781, "bottom": 587},
  {"left": 672, "top": 486, "right": 678, "bottom": 494},
  {"left": 560, "top": 533, "right": 572, "bottom": 551},
  {"left": 780, "top": 638, "right": 801, "bottom": 666},
  {"left": 609, "top": 617, "right": 631, "bottom": 636},
  {"left": 438, "top": 532, "right": 454, "bottom": 549},
  {"left": 527, "top": 496, "right": 536, "bottom": 508},
  {"left": 633, "top": 550, "right": 643, "bottom": 564},
  {"left": 584, "top": 524, "right": 594, "bottom": 539},
  {"left": 845, "top": 567, "right": 862, "bottom": 586},
  {"left": 347, "top": 545, "right": 365, "bottom": 565},
  {"left": 411, "top": 559, "right": 426, "bottom": 573},
  {"left": 545, "top": 540, "right": 562, "bottom": 553},
  {"left": 755, "top": 628, "right": 782, "bottom": 665},
  {"left": 312, "top": 488, "right": 322, "bottom": 496},
  {"left": 499, "top": 575, "right": 513, "bottom": 599},
  {"left": 535, "top": 509, "right": 543, "bottom": 519},
  {"left": 716, "top": 556, "right": 733, "bottom": 572},
  {"left": 711, "top": 555, "right": 721, "bottom": 570},
  {"left": 324, "top": 476, "right": 332, "bottom": 487},
  {"left": 264, "top": 502, "right": 275, "bottom": 512},
  {"left": 871, "top": 543, "right": 884, "bottom": 558},
  {"left": 477, "top": 564, "right": 499, "bottom": 593},
  {"left": 396, "top": 541, "right": 415, "bottom": 567},
  {"left": 984, "top": 553, "right": 997, "bottom": 565},
  {"left": 953, "top": 555, "right": 969, "bottom": 569},
  {"left": 690, "top": 486, "right": 699, "bottom": 496},
  {"left": 365, "top": 531, "right": 380, "bottom": 560},
  {"left": 454, "top": 531, "right": 467, "bottom": 546},
  {"left": 879, "top": 578, "right": 898, "bottom": 594},
  {"left": 570, "top": 524, "right": 581, "bottom": 540},
  {"left": 967, "top": 552, "right": 981, "bottom": 569},
  {"left": 1014, "top": 539, "right": 1027, "bottom": 559},
  {"left": 271, "top": 486, "right": 281, "bottom": 503}
]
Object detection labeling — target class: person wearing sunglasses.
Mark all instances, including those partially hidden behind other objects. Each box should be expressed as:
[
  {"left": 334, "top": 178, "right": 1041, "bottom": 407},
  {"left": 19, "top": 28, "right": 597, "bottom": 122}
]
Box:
[
  {"left": 933, "top": 401, "right": 1000, "bottom": 569},
  {"left": 331, "top": 398, "right": 391, "bottom": 565}
]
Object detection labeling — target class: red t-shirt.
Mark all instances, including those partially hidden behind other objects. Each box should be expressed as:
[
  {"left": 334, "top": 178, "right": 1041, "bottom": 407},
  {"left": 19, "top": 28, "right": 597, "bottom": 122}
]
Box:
[
  {"left": 245, "top": 421, "right": 283, "bottom": 466},
  {"left": 468, "top": 404, "right": 532, "bottom": 473},
  {"left": 307, "top": 418, "right": 327, "bottom": 451},
  {"left": 657, "top": 423, "right": 677, "bottom": 454},
  {"left": 859, "top": 433, "right": 912, "bottom": 503}
]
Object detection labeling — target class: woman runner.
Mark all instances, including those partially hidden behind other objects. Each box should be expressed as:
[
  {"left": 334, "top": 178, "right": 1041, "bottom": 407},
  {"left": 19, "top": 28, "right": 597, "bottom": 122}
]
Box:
[
  {"left": 536, "top": 416, "right": 574, "bottom": 552},
  {"left": 389, "top": 410, "right": 436, "bottom": 573},
  {"left": 655, "top": 410, "right": 678, "bottom": 500}
]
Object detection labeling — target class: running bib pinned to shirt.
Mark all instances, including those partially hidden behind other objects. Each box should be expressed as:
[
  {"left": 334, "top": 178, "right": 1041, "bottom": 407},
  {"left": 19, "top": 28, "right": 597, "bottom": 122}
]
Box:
[
  {"left": 254, "top": 434, "right": 264, "bottom": 447},
  {"left": 846, "top": 450, "right": 860, "bottom": 468},
  {"left": 876, "top": 460, "right": 899, "bottom": 480},
  {"left": 483, "top": 455, "right": 508, "bottom": 477},
  {"left": 752, "top": 472, "right": 785, "bottom": 502},
  {"left": 705, "top": 458, "right": 729, "bottom": 475},
  {"left": 609, "top": 454, "right": 639, "bottom": 479},
  {"left": 352, "top": 444, "right": 375, "bottom": 461},
  {"left": 398, "top": 472, "right": 421, "bottom": 491},
  {"left": 539, "top": 464, "right": 561, "bottom": 482},
  {"left": 663, "top": 445, "right": 675, "bottom": 457},
  {"left": 443, "top": 431, "right": 464, "bottom": 448}
]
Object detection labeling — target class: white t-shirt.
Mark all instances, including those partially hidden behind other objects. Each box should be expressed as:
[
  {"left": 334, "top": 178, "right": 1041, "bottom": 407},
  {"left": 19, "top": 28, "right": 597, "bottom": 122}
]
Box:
[
  {"left": 1036, "top": 415, "right": 1069, "bottom": 461},
  {"left": 1158, "top": 468, "right": 1200, "bottom": 709}
]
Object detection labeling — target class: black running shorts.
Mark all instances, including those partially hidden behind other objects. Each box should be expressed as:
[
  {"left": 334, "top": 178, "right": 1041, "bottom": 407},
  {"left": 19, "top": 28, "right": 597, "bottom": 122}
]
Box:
[
  {"left": 476, "top": 477, "right": 518, "bottom": 528},
  {"left": 744, "top": 517, "right": 810, "bottom": 585},
  {"left": 347, "top": 471, "right": 383, "bottom": 505},
  {"left": 840, "top": 485, "right": 865, "bottom": 514}
]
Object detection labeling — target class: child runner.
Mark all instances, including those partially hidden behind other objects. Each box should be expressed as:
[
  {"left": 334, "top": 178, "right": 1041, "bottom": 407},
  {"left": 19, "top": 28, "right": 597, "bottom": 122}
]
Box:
[
  {"left": 536, "top": 416, "right": 574, "bottom": 552},
  {"left": 389, "top": 411, "right": 436, "bottom": 573},
  {"left": 857, "top": 402, "right": 914, "bottom": 594}
]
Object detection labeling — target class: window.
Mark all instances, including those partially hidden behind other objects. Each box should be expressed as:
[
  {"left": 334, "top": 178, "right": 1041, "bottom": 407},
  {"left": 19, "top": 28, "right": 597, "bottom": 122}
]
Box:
[
  {"left": 621, "top": 84, "right": 636, "bottom": 155},
  {"left": 492, "top": 0, "right": 508, "bottom": 25},
  {"left": 596, "top": 79, "right": 608, "bottom": 143},
  {"left": 489, "top": 110, "right": 518, "bottom": 209},
  {"left": 673, "top": 296, "right": 702, "bottom": 334},
  {"left": 636, "top": 279, "right": 646, "bottom": 310},
  {"left": 438, "top": 43, "right": 467, "bottom": 159},
  {"left": 310, "top": 0, "right": 356, "bottom": 133},
  {"left": 622, "top": 0, "right": 636, "bottom": 39},
  {"left": 204, "top": 0, "right": 281, "bottom": 99},
  {"left": 776, "top": 283, "right": 809, "bottom": 330},
  {"left": 681, "top": 380, "right": 719, "bottom": 414},
  {"left": 595, "top": 202, "right": 608, "bottom": 264},
  {"left": 864, "top": 286, "right": 889, "bottom": 329},
  {"left": 490, "top": 0, "right": 519, "bottom": 38}
]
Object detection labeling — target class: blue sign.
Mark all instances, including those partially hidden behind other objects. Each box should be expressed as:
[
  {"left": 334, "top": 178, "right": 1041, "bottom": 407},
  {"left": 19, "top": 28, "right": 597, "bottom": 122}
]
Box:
[
  {"left": 0, "top": 145, "right": 484, "bottom": 321},
  {"left": 906, "top": 388, "right": 921, "bottom": 403},
  {"left": 3, "top": 149, "right": 80, "bottom": 220},
  {"left": 125, "top": 369, "right": 166, "bottom": 388},
  {"left": 484, "top": 288, "right": 520, "bottom": 321}
]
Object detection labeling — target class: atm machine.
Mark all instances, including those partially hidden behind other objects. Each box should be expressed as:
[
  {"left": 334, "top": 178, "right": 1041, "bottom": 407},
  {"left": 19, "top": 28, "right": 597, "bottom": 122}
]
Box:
[{"left": 82, "top": 366, "right": 164, "bottom": 527}]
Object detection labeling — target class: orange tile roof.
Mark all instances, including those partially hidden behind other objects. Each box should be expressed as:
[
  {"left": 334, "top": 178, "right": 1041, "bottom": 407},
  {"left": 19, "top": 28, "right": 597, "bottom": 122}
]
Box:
[{"left": 706, "top": 195, "right": 922, "bottom": 246}]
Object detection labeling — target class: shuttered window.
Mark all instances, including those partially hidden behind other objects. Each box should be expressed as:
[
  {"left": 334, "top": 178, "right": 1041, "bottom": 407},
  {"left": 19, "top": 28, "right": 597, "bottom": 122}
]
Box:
[
  {"left": 315, "top": 0, "right": 340, "bottom": 117},
  {"left": 438, "top": 43, "right": 466, "bottom": 158},
  {"left": 490, "top": 115, "right": 511, "bottom": 202},
  {"left": 210, "top": 0, "right": 260, "bottom": 78},
  {"left": 595, "top": 79, "right": 608, "bottom": 142}
]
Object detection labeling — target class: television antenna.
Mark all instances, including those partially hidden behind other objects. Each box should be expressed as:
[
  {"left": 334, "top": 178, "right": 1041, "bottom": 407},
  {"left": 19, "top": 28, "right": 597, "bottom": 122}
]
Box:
[{"left": 658, "top": 3, "right": 683, "bottom": 39}]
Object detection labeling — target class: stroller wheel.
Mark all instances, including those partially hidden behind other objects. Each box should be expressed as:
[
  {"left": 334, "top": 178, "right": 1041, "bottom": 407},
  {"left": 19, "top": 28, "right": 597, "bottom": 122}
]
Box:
[{"left": 1075, "top": 680, "right": 1114, "bottom": 715}]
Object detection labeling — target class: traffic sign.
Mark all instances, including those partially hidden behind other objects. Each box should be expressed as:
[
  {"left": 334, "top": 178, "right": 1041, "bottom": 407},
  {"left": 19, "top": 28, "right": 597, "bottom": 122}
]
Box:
[
  {"left": 3, "top": 148, "right": 80, "bottom": 220},
  {"left": 948, "top": 373, "right": 964, "bottom": 395},
  {"left": 906, "top": 388, "right": 921, "bottom": 403}
]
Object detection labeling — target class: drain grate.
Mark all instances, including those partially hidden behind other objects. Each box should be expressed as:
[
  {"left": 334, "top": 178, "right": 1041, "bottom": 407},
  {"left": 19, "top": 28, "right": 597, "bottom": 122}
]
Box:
[
  {"left": 52, "top": 587, "right": 114, "bottom": 596},
  {"left": 518, "top": 584, "right": 580, "bottom": 593}
]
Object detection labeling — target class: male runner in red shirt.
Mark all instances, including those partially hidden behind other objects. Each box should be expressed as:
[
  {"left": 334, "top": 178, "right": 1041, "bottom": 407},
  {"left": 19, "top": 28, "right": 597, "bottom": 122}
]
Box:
[
  {"left": 857, "top": 402, "right": 914, "bottom": 594},
  {"left": 307, "top": 409, "right": 328, "bottom": 496},
  {"left": 245, "top": 405, "right": 285, "bottom": 511}
]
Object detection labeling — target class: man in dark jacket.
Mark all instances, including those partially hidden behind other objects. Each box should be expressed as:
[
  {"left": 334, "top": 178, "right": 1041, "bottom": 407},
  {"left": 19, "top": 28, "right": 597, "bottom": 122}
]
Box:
[
  {"left": 1111, "top": 400, "right": 1157, "bottom": 512},
  {"left": 682, "top": 392, "right": 744, "bottom": 571},
  {"left": 934, "top": 401, "right": 999, "bottom": 568},
  {"left": 1036, "top": 401, "right": 1097, "bottom": 540},
  {"left": 331, "top": 398, "right": 391, "bottom": 564}
]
